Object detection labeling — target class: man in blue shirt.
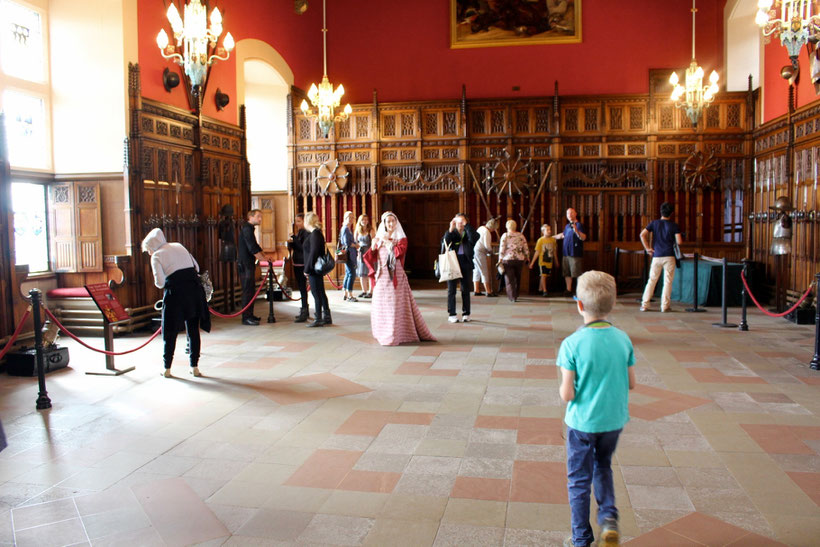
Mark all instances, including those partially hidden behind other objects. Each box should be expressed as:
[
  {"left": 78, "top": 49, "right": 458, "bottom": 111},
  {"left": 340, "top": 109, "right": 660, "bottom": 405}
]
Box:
[
  {"left": 553, "top": 207, "right": 587, "bottom": 296},
  {"left": 640, "top": 202, "right": 683, "bottom": 312}
]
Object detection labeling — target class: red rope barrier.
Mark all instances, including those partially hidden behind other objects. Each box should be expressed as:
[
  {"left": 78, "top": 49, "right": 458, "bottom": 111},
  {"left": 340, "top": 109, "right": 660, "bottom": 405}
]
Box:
[
  {"left": 0, "top": 309, "right": 32, "bottom": 361},
  {"left": 209, "top": 269, "right": 271, "bottom": 318},
  {"left": 740, "top": 271, "right": 815, "bottom": 318},
  {"left": 43, "top": 307, "right": 162, "bottom": 356},
  {"left": 325, "top": 273, "right": 343, "bottom": 290}
]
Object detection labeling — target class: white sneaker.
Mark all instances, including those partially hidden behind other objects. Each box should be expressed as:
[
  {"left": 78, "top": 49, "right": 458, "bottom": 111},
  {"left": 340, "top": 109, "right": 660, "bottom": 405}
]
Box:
[
  {"left": 448, "top": 315, "right": 459, "bottom": 323},
  {"left": 190, "top": 366, "right": 201, "bottom": 377},
  {"left": 462, "top": 315, "right": 471, "bottom": 322}
]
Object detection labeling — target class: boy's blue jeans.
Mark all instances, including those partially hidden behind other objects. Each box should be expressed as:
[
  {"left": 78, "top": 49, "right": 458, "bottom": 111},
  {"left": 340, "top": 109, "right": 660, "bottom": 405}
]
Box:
[{"left": 566, "top": 426, "right": 622, "bottom": 546}]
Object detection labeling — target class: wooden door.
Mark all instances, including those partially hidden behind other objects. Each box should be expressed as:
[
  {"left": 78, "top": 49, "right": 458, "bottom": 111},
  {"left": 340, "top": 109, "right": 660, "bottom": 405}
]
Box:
[{"left": 388, "top": 193, "right": 459, "bottom": 278}]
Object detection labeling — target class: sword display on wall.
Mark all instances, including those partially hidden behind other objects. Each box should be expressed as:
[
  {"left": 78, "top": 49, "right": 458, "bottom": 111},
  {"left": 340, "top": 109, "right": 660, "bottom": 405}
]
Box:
[
  {"left": 466, "top": 163, "right": 493, "bottom": 219},
  {"left": 520, "top": 162, "right": 553, "bottom": 232}
]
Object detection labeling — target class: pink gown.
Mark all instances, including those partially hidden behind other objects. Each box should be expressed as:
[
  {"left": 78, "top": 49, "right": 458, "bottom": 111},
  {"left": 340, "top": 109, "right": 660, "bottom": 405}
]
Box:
[{"left": 369, "top": 243, "right": 436, "bottom": 346}]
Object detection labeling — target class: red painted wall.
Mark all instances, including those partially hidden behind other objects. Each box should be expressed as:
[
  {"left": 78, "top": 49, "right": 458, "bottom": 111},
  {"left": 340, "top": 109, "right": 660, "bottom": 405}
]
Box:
[
  {"left": 138, "top": 0, "right": 323, "bottom": 123},
  {"left": 328, "top": 0, "right": 725, "bottom": 104},
  {"left": 138, "top": 0, "right": 726, "bottom": 122},
  {"left": 762, "top": 37, "right": 818, "bottom": 123}
]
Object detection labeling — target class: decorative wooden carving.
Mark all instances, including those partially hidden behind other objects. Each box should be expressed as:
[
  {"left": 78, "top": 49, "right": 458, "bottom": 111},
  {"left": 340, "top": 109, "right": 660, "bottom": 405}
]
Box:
[
  {"left": 316, "top": 160, "right": 350, "bottom": 193},
  {"left": 683, "top": 151, "right": 721, "bottom": 191}
]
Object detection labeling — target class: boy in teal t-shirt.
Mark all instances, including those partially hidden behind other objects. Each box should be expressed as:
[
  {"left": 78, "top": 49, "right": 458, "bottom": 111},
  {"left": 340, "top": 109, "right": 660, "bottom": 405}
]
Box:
[{"left": 557, "top": 271, "right": 636, "bottom": 547}]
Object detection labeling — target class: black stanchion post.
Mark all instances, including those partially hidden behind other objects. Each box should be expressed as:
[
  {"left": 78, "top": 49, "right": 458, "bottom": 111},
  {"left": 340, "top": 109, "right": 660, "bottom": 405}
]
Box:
[
  {"left": 686, "top": 253, "right": 706, "bottom": 313},
  {"left": 614, "top": 248, "right": 620, "bottom": 286},
  {"left": 267, "top": 269, "right": 276, "bottom": 324},
  {"left": 29, "top": 289, "right": 52, "bottom": 410},
  {"left": 739, "top": 259, "right": 749, "bottom": 332},
  {"left": 713, "top": 257, "right": 738, "bottom": 328},
  {"left": 810, "top": 272, "right": 819, "bottom": 371}
]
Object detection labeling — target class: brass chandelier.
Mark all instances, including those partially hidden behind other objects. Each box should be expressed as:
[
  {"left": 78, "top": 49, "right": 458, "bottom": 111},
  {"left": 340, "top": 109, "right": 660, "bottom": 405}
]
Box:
[
  {"left": 156, "top": 0, "right": 234, "bottom": 94},
  {"left": 756, "top": 0, "right": 820, "bottom": 70},
  {"left": 300, "top": 0, "right": 351, "bottom": 138},
  {"left": 668, "top": 0, "right": 719, "bottom": 127}
]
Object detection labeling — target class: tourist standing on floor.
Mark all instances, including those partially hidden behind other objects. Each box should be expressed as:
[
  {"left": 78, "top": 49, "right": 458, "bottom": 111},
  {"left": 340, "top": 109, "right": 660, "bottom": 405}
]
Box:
[
  {"left": 303, "top": 212, "right": 332, "bottom": 327},
  {"left": 443, "top": 213, "right": 478, "bottom": 323},
  {"left": 553, "top": 207, "right": 587, "bottom": 296},
  {"left": 142, "top": 228, "right": 210, "bottom": 378},
  {"left": 640, "top": 202, "right": 683, "bottom": 313},
  {"left": 364, "top": 212, "right": 436, "bottom": 346},
  {"left": 558, "top": 271, "right": 635, "bottom": 547},
  {"left": 287, "top": 213, "right": 310, "bottom": 322},
  {"left": 498, "top": 219, "right": 529, "bottom": 302},
  {"left": 339, "top": 211, "right": 359, "bottom": 302},
  {"left": 473, "top": 217, "right": 498, "bottom": 297},
  {"left": 237, "top": 209, "right": 269, "bottom": 325},
  {"left": 530, "top": 223, "right": 557, "bottom": 297},
  {"left": 355, "top": 213, "right": 375, "bottom": 298}
]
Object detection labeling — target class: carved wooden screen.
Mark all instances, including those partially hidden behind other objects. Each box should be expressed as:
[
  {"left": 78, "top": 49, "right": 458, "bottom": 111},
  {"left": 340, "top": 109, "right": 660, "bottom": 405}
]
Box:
[
  {"left": 126, "top": 64, "right": 249, "bottom": 308},
  {"left": 290, "top": 87, "right": 753, "bottom": 285}
]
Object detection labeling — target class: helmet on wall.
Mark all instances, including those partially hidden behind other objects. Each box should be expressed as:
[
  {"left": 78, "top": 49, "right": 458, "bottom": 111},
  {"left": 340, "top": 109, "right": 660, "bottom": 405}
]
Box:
[{"left": 769, "top": 196, "right": 795, "bottom": 212}]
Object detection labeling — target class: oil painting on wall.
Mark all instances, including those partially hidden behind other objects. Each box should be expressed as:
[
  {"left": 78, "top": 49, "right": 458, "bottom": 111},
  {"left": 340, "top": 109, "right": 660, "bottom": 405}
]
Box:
[{"left": 451, "top": 0, "right": 581, "bottom": 48}]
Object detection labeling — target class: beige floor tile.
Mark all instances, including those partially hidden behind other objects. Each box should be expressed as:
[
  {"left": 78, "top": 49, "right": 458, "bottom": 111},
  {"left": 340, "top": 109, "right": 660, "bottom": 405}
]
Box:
[
  {"left": 14, "top": 517, "right": 88, "bottom": 547},
  {"left": 206, "top": 479, "right": 276, "bottom": 508},
  {"left": 665, "top": 450, "right": 724, "bottom": 468},
  {"left": 762, "top": 514, "right": 820, "bottom": 546},
  {"left": 506, "top": 501, "right": 570, "bottom": 531},
  {"left": 442, "top": 498, "right": 508, "bottom": 527},
  {"left": 261, "top": 485, "right": 334, "bottom": 512},
  {"left": 434, "top": 522, "right": 505, "bottom": 546},
  {"left": 381, "top": 494, "right": 448, "bottom": 521},
  {"left": 298, "top": 513, "right": 375, "bottom": 545},
  {"left": 363, "top": 518, "right": 439, "bottom": 546},
  {"left": 231, "top": 463, "right": 297, "bottom": 486},
  {"left": 319, "top": 490, "right": 390, "bottom": 517},
  {"left": 615, "top": 447, "right": 671, "bottom": 467}
]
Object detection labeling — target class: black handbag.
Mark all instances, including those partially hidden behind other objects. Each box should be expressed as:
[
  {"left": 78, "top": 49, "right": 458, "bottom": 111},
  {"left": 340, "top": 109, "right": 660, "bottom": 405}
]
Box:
[
  {"left": 673, "top": 242, "right": 683, "bottom": 269},
  {"left": 315, "top": 249, "right": 336, "bottom": 275}
]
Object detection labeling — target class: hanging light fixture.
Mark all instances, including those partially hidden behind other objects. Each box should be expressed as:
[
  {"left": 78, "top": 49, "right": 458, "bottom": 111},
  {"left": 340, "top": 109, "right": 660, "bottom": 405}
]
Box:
[
  {"left": 756, "top": 0, "right": 820, "bottom": 70},
  {"left": 156, "top": 0, "right": 235, "bottom": 95},
  {"left": 669, "top": 0, "right": 719, "bottom": 127},
  {"left": 300, "top": 0, "right": 351, "bottom": 138}
]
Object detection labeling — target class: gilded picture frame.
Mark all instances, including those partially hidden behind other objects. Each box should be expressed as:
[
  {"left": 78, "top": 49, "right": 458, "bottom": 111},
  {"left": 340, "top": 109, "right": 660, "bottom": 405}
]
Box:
[{"left": 450, "top": 0, "right": 582, "bottom": 49}]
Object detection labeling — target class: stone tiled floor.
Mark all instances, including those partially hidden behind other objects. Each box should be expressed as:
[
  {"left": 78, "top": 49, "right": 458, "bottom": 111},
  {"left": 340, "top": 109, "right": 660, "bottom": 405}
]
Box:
[{"left": 1, "top": 288, "right": 819, "bottom": 546}]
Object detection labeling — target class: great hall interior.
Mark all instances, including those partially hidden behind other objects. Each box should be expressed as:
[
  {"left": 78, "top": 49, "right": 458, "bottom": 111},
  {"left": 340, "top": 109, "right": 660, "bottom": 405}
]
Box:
[{"left": 1, "top": 0, "right": 820, "bottom": 545}]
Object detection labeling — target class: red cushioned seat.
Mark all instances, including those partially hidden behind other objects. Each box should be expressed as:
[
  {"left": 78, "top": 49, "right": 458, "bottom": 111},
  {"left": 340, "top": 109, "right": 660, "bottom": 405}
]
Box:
[{"left": 46, "top": 287, "right": 90, "bottom": 298}]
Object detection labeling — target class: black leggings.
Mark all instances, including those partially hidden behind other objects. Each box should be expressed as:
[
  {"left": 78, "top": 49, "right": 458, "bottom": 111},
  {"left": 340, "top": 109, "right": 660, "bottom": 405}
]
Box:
[
  {"left": 294, "top": 265, "right": 309, "bottom": 308},
  {"left": 163, "top": 317, "right": 200, "bottom": 368},
  {"left": 308, "top": 273, "right": 330, "bottom": 319},
  {"left": 238, "top": 262, "right": 256, "bottom": 319}
]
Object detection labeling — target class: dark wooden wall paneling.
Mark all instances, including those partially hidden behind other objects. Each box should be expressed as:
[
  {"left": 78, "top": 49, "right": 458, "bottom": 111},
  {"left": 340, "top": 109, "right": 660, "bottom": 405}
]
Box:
[
  {"left": 752, "top": 99, "right": 820, "bottom": 299},
  {"left": 125, "top": 63, "right": 251, "bottom": 309},
  {"left": 289, "top": 85, "right": 753, "bottom": 288}
]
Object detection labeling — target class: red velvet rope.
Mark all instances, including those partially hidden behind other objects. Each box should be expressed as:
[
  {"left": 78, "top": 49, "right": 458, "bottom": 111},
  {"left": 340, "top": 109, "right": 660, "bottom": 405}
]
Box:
[
  {"left": 208, "top": 269, "right": 271, "bottom": 318},
  {"left": 0, "top": 309, "right": 32, "bottom": 360},
  {"left": 43, "top": 307, "right": 162, "bottom": 356},
  {"left": 325, "top": 273, "right": 343, "bottom": 290},
  {"left": 740, "top": 270, "right": 815, "bottom": 318}
]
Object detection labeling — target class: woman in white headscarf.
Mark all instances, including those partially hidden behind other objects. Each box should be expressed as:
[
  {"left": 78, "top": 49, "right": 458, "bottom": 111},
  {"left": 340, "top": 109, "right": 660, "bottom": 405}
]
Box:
[
  {"left": 142, "top": 228, "right": 210, "bottom": 378},
  {"left": 363, "top": 212, "right": 436, "bottom": 346}
]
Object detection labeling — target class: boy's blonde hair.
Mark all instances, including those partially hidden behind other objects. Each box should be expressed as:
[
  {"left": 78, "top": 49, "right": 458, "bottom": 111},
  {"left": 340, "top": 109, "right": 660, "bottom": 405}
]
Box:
[
  {"left": 541, "top": 224, "right": 550, "bottom": 235},
  {"left": 576, "top": 270, "right": 617, "bottom": 317},
  {"left": 304, "top": 212, "right": 323, "bottom": 231}
]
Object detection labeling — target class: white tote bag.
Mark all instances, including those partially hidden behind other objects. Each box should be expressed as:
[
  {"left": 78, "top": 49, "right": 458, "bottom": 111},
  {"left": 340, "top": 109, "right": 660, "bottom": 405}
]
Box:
[{"left": 438, "top": 243, "right": 463, "bottom": 282}]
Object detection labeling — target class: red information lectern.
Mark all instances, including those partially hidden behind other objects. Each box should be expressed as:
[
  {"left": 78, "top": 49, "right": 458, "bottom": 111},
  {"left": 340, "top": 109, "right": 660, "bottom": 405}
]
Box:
[{"left": 84, "top": 283, "right": 135, "bottom": 375}]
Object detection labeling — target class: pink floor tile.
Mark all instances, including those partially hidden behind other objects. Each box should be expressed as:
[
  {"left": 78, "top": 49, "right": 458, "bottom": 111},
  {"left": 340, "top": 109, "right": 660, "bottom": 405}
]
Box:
[{"left": 451, "top": 476, "right": 511, "bottom": 501}]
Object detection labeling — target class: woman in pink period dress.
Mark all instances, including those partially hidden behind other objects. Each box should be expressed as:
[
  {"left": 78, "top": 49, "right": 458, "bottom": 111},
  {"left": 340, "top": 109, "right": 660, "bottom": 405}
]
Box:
[{"left": 363, "top": 212, "right": 436, "bottom": 346}]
